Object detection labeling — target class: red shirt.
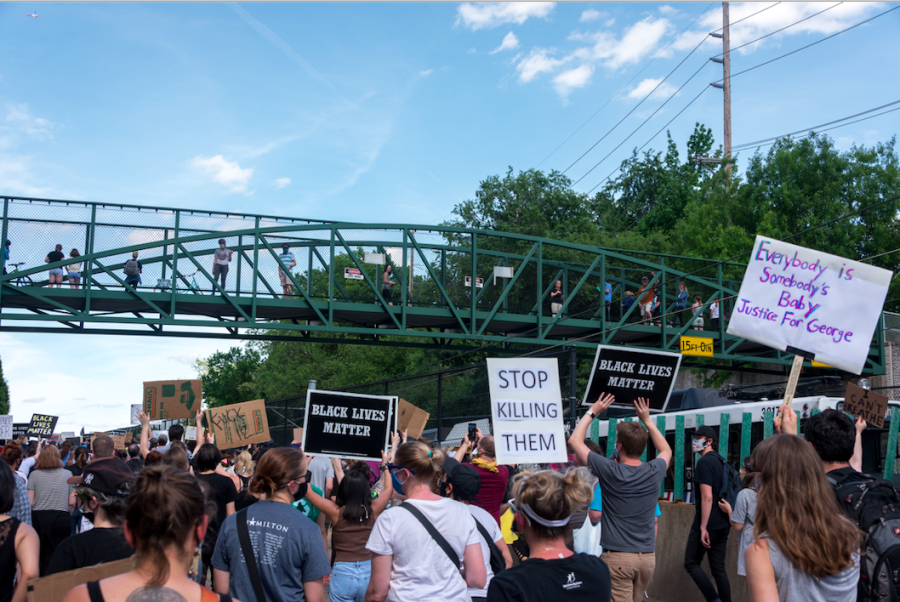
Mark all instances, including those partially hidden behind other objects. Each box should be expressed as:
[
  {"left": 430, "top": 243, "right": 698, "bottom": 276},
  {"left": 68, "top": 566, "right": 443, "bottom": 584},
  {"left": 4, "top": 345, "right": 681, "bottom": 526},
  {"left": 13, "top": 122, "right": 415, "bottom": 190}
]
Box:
[{"left": 468, "top": 463, "right": 509, "bottom": 526}]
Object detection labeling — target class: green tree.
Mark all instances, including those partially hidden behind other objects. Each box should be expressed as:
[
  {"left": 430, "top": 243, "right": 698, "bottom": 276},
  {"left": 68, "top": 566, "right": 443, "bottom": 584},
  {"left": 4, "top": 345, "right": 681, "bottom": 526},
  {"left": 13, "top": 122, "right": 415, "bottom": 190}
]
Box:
[
  {"left": 0, "top": 359, "right": 9, "bottom": 415},
  {"left": 195, "top": 346, "right": 263, "bottom": 408}
]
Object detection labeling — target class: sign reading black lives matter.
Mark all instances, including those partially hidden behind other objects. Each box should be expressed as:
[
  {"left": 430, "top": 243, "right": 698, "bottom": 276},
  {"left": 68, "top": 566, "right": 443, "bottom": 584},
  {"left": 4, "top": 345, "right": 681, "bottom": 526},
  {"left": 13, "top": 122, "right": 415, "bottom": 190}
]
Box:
[
  {"left": 487, "top": 358, "right": 567, "bottom": 465},
  {"left": 302, "top": 390, "right": 395, "bottom": 461},
  {"left": 582, "top": 346, "right": 682, "bottom": 412},
  {"left": 26, "top": 413, "right": 59, "bottom": 438}
]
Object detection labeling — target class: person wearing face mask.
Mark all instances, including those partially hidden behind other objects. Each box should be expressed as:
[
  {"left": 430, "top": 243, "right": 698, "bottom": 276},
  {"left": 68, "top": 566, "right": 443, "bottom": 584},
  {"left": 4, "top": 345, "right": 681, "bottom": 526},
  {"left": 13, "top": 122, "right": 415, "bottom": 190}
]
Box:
[
  {"left": 48, "top": 457, "right": 135, "bottom": 574},
  {"left": 439, "top": 457, "right": 512, "bottom": 602},
  {"left": 683, "top": 425, "right": 731, "bottom": 602},
  {"left": 62, "top": 465, "right": 234, "bottom": 602},
  {"left": 365, "top": 441, "right": 486, "bottom": 602},
  {"left": 212, "top": 238, "right": 233, "bottom": 294},
  {"left": 212, "top": 446, "right": 330, "bottom": 602}
]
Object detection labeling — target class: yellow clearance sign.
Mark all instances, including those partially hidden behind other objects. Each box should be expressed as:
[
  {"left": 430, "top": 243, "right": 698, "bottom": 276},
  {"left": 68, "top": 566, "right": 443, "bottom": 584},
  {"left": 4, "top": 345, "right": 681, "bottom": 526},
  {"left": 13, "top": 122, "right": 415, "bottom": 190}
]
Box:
[{"left": 680, "top": 336, "right": 714, "bottom": 357}]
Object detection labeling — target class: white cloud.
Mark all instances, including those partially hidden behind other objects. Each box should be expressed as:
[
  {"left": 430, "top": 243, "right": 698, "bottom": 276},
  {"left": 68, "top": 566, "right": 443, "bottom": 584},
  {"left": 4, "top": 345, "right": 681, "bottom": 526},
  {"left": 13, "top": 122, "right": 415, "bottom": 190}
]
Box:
[
  {"left": 189, "top": 155, "right": 253, "bottom": 193},
  {"left": 627, "top": 78, "right": 679, "bottom": 101},
  {"left": 456, "top": 2, "right": 555, "bottom": 30},
  {"left": 659, "top": 6, "right": 678, "bottom": 15},
  {"left": 275, "top": 177, "right": 292, "bottom": 189},
  {"left": 553, "top": 64, "right": 595, "bottom": 98},
  {"left": 490, "top": 32, "right": 520, "bottom": 54},
  {"left": 580, "top": 9, "right": 604, "bottom": 23},
  {"left": 419, "top": 69, "right": 434, "bottom": 77},
  {"left": 468, "top": 48, "right": 477, "bottom": 54},
  {"left": 516, "top": 49, "right": 567, "bottom": 82},
  {"left": 604, "top": 18, "right": 616, "bottom": 28},
  {"left": 0, "top": 156, "right": 57, "bottom": 197},
  {"left": 22, "top": 397, "right": 45, "bottom": 404},
  {"left": 5, "top": 104, "right": 53, "bottom": 140},
  {"left": 572, "top": 16, "right": 671, "bottom": 70},
  {"left": 673, "top": 2, "right": 886, "bottom": 55}
]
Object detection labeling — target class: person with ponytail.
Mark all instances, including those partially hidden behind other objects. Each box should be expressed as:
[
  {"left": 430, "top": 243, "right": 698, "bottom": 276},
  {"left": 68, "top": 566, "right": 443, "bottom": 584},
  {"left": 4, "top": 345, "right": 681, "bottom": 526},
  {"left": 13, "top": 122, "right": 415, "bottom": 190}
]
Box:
[
  {"left": 745, "top": 434, "right": 860, "bottom": 602},
  {"left": 365, "top": 441, "right": 486, "bottom": 602},
  {"left": 303, "top": 449, "right": 392, "bottom": 602},
  {"left": 212, "top": 446, "right": 330, "bottom": 602},
  {"left": 487, "top": 469, "right": 611, "bottom": 602},
  {"left": 61, "top": 465, "right": 234, "bottom": 602}
]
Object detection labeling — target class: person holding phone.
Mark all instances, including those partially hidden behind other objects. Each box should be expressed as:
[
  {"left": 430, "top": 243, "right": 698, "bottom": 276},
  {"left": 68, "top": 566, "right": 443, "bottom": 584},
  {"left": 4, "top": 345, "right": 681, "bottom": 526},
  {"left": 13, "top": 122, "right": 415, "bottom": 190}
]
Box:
[{"left": 455, "top": 429, "right": 509, "bottom": 526}]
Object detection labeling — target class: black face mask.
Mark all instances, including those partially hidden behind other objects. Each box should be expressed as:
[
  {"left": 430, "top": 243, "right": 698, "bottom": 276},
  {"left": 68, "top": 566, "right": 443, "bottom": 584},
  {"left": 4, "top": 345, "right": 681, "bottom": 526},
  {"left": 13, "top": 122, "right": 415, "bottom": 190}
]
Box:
[
  {"left": 79, "top": 501, "right": 95, "bottom": 524},
  {"left": 439, "top": 480, "right": 451, "bottom": 499},
  {"left": 293, "top": 474, "right": 310, "bottom": 502}
]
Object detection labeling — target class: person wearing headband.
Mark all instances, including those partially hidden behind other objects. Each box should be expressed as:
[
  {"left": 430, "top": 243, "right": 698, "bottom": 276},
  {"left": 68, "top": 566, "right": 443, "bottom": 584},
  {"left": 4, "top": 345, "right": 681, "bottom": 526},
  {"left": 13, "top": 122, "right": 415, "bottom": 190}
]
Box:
[{"left": 487, "top": 469, "right": 611, "bottom": 601}]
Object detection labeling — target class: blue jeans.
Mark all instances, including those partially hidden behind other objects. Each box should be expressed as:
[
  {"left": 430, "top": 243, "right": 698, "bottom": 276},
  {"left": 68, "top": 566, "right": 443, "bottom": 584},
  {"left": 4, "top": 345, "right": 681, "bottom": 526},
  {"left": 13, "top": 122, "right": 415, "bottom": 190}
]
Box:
[
  {"left": 124, "top": 275, "right": 141, "bottom": 287},
  {"left": 330, "top": 560, "right": 370, "bottom": 602}
]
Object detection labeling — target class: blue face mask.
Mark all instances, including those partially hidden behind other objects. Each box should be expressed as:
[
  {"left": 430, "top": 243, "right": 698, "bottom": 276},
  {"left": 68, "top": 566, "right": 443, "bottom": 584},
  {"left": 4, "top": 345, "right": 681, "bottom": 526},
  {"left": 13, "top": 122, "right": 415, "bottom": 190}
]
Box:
[{"left": 391, "top": 471, "right": 405, "bottom": 495}]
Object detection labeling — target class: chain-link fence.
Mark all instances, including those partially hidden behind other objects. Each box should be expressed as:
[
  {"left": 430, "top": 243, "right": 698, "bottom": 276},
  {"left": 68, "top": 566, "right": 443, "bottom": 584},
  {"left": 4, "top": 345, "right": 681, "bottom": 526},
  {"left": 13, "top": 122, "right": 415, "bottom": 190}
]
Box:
[{"left": 263, "top": 347, "right": 581, "bottom": 447}]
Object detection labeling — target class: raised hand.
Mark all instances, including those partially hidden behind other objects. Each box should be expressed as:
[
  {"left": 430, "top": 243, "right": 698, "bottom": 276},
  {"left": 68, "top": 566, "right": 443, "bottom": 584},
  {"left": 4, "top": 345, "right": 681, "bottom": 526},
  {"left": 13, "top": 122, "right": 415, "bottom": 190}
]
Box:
[
  {"left": 589, "top": 393, "right": 615, "bottom": 417},
  {"left": 634, "top": 397, "right": 651, "bottom": 422},
  {"left": 855, "top": 416, "right": 867, "bottom": 434},
  {"left": 136, "top": 409, "right": 150, "bottom": 427}
]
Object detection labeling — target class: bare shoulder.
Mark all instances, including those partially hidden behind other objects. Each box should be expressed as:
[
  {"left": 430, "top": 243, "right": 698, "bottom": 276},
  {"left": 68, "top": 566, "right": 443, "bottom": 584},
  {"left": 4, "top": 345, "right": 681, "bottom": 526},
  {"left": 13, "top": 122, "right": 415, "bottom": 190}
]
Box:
[{"left": 61, "top": 584, "right": 90, "bottom": 602}]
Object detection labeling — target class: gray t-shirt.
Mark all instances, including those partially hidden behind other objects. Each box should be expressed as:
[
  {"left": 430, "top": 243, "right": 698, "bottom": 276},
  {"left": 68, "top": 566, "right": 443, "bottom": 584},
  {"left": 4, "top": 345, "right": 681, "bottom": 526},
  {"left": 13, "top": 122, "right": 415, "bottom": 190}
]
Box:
[
  {"left": 27, "top": 468, "right": 73, "bottom": 512},
  {"left": 586, "top": 452, "right": 666, "bottom": 554},
  {"left": 731, "top": 488, "right": 757, "bottom": 576},
  {"left": 211, "top": 500, "right": 331, "bottom": 602},
  {"left": 307, "top": 456, "right": 335, "bottom": 494},
  {"left": 767, "top": 538, "right": 858, "bottom": 602}
]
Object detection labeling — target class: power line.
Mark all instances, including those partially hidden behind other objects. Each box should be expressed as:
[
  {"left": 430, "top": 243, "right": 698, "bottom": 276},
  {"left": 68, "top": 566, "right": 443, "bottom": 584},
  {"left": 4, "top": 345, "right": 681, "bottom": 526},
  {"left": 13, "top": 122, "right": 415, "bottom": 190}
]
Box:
[
  {"left": 711, "top": 2, "right": 781, "bottom": 33},
  {"left": 713, "top": 5, "right": 900, "bottom": 86},
  {"left": 561, "top": 32, "right": 714, "bottom": 175},
  {"left": 712, "top": 2, "right": 842, "bottom": 58},
  {"left": 732, "top": 99, "right": 900, "bottom": 151},
  {"left": 574, "top": 60, "right": 712, "bottom": 186},
  {"left": 537, "top": 3, "right": 717, "bottom": 169}
]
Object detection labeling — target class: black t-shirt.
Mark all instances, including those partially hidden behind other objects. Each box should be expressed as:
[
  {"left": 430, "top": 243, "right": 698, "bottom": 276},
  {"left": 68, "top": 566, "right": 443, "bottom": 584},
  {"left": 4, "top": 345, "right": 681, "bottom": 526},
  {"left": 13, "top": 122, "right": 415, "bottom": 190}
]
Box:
[
  {"left": 198, "top": 473, "right": 238, "bottom": 556},
  {"left": 125, "top": 457, "right": 144, "bottom": 473},
  {"left": 47, "top": 527, "right": 133, "bottom": 575},
  {"left": 67, "top": 464, "right": 84, "bottom": 477},
  {"left": 693, "top": 452, "right": 730, "bottom": 531},
  {"left": 47, "top": 251, "right": 64, "bottom": 263},
  {"left": 487, "top": 553, "right": 611, "bottom": 602}
]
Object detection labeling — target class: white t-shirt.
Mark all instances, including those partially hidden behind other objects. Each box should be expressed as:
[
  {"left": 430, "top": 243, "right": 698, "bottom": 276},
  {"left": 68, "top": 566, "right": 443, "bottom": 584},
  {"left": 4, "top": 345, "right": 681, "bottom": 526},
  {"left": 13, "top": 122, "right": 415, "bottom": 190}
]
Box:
[
  {"left": 711, "top": 303, "right": 720, "bottom": 319},
  {"left": 19, "top": 456, "right": 36, "bottom": 478},
  {"left": 467, "top": 504, "right": 503, "bottom": 599},
  {"left": 367, "top": 498, "right": 481, "bottom": 602}
]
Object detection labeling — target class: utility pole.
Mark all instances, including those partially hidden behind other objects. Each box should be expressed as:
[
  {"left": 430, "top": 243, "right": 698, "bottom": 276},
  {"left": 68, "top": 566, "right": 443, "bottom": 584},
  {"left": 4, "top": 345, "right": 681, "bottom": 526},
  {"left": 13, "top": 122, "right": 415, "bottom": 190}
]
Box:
[{"left": 722, "top": 1, "right": 732, "bottom": 178}]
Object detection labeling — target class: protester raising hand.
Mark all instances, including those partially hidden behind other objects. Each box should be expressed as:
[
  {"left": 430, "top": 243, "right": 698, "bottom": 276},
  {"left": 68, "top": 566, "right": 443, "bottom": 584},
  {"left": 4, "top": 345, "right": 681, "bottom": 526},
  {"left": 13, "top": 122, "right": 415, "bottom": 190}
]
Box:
[
  {"left": 774, "top": 406, "right": 798, "bottom": 436},
  {"left": 137, "top": 409, "right": 151, "bottom": 460}
]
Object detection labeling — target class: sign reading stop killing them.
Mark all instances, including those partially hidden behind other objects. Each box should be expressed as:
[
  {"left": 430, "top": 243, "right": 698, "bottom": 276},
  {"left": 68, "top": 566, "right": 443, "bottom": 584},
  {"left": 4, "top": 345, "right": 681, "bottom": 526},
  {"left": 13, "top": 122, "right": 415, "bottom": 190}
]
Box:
[
  {"left": 727, "top": 236, "right": 892, "bottom": 374},
  {"left": 302, "top": 390, "right": 395, "bottom": 461},
  {"left": 487, "top": 358, "right": 566, "bottom": 465},
  {"left": 582, "top": 346, "right": 682, "bottom": 412}
]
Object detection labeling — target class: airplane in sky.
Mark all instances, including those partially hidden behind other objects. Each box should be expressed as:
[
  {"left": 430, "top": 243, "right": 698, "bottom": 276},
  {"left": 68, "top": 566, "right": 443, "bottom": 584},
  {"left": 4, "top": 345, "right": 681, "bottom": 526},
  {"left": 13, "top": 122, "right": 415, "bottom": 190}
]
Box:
[{"left": 26, "top": 12, "right": 38, "bottom": 18}]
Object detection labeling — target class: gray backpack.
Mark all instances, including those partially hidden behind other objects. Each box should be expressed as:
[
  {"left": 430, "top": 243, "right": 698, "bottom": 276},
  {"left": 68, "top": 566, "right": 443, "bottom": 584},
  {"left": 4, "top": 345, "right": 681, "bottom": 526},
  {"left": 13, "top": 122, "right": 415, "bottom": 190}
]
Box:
[{"left": 124, "top": 259, "right": 140, "bottom": 276}]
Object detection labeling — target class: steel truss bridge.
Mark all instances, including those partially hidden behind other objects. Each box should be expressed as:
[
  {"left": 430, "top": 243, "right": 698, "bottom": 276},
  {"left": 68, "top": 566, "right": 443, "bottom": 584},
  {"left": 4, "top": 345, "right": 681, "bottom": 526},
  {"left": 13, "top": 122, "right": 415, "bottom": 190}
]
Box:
[{"left": 0, "top": 195, "right": 887, "bottom": 375}]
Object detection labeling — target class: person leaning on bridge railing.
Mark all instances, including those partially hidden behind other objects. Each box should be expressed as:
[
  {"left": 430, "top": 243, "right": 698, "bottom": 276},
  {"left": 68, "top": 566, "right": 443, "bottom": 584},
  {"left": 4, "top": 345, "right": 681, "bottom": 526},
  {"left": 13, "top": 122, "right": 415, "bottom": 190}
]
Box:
[{"left": 570, "top": 395, "right": 672, "bottom": 602}]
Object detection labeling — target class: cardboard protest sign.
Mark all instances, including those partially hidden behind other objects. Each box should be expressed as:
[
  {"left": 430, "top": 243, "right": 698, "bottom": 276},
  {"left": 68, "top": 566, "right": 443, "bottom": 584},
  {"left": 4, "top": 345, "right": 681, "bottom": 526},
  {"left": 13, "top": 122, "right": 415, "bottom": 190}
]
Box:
[
  {"left": 397, "top": 399, "right": 430, "bottom": 440},
  {"left": 130, "top": 404, "right": 141, "bottom": 425},
  {"left": 207, "top": 399, "right": 270, "bottom": 450},
  {"left": 185, "top": 426, "right": 197, "bottom": 441},
  {"left": 142, "top": 380, "right": 202, "bottom": 420},
  {"left": 582, "top": 346, "right": 682, "bottom": 412},
  {"left": 125, "top": 432, "right": 134, "bottom": 444},
  {"left": 303, "top": 390, "right": 395, "bottom": 460},
  {"left": 27, "top": 556, "right": 133, "bottom": 602},
  {"left": 110, "top": 435, "right": 126, "bottom": 451},
  {"left": 26, "top": 414, "right": 59, "bottom": 438},
  {"left": 487, "top": 358, "right": 567, "bottom": 465},
  {"left": 0, "top": 415, "right": 12, "bottom": 440},
  {"left": 293, "top": 428, "right": 304, "bottom": 443},
  {"left": 844, "top": 383, "right": 889, "bottom": 428},
  {"left": 727, "top": 236, "right": 892, "bottom": 374}
]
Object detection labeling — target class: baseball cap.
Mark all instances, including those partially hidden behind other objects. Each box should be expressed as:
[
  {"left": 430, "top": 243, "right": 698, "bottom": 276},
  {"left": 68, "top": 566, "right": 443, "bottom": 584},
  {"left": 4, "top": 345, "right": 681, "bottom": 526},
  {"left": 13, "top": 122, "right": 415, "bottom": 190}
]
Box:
[
  {"left": 67, "top": 457, "right": 135, "bottom": 497},
  {"left": 218, "top": 238, "right": 226, "bottom": 244},
  {"left": 693, "top": 425, "right": 718, "bottom": 441},
  {"left": 443, "top": 457, "right": 481, "bottom": 502}
]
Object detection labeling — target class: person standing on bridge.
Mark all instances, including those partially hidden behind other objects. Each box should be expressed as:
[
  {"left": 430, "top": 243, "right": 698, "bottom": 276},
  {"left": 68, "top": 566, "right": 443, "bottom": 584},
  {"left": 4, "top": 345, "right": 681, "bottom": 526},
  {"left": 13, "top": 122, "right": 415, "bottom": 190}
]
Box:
[
  {"left": 382, "top": 264, "right": 396, "bottom": 305},
  {"left": 550, "top": 280, "right": 565, "bottom": 318},
  {"left": 45, "top": 243, "right": 65, "bottom": 288},
  {"left": 279, "top": 243, "right": 296, "bottom": 298},
  {"left": 67, "top": 249, "right": 82, "bottom": 289},
  {"left": 123, "top": 250, "right": 142, "bottom": 288},
  {"left": 212, "top": 238, "right": 233, "bottom": 294},
  {"left": 637, "top": 274, "right": 655, "bottom": 324}
]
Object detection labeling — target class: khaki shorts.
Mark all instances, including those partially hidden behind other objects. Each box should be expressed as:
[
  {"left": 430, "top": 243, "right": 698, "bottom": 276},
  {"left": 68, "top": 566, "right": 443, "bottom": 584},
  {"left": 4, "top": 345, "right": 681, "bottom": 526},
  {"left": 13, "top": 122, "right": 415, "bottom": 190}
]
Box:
[{"left": 279, "top": 271, "right": 291, "bottom": 286}]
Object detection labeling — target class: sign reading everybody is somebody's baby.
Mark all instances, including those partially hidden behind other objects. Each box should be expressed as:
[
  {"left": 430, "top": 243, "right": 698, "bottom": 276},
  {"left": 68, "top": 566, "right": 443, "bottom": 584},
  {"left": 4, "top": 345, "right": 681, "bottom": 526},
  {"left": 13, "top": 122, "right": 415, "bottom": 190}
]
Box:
[{"left": 727, "top": 236, "right": 891, "bottom": 374}]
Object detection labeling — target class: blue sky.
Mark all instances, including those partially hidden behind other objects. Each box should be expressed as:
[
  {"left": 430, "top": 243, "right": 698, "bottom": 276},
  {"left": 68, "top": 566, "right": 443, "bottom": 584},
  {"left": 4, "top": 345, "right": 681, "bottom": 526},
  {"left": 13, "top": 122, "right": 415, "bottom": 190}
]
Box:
[{"left": 2, "top": 2, "right": 898, "bottom": 432}]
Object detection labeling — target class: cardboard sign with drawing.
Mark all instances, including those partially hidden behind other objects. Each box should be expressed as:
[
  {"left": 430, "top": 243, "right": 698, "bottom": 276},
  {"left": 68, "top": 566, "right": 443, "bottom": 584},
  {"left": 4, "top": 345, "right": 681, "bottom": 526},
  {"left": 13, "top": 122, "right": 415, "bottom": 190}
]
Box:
[
  {"left": 143, "top": 380, "right": 202, "bottom": 420},
  {"left": 206, "top": 399, "right": 270, "bottom": 450}
]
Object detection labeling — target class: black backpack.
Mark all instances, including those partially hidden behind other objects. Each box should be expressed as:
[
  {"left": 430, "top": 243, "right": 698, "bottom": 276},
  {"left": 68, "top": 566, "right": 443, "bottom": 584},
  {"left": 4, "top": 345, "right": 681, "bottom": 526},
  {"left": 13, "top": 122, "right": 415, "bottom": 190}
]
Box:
[
  {"left": 712, "top": 452, "right": 741, "bottom": 508},
  {"left": 475, "top": 520, "right": 506, "bottom": 576},
  {"left": 828, "top": 471, "right": 900, "bottom": 602}
]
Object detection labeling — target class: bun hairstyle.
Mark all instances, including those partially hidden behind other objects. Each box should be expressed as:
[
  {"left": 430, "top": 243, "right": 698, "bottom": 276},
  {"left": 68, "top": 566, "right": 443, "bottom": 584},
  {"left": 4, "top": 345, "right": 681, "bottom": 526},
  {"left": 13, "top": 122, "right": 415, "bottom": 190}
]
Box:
[
  {"left": 126, "top": 466, "right": 206, "bottom": 586},
  {"left": 394, "top": 441, "right": 445, "bottom": 493},
  {"left": 234, "top": 450, "right": 256, "bottom": 477},
  {"left": 249, "top": 447, "right": 304, "bottom": 497},
  {"left": 1, "top": 441, "right": 23, "bottom": 468},
  {"left": 512, "top": 468, "right": 593, "bottom": 539}
]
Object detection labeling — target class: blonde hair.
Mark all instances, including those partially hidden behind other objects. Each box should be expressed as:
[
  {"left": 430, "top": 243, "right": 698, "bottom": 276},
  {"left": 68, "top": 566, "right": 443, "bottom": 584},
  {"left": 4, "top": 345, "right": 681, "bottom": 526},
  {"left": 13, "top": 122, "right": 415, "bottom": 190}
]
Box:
[
  {"left": 35, "top": 445, "right": 63, "bottom": 470},
  {"left": 234, "top": 451, "right": 255, "bottom": 478},
  {"left": 394, "top": 441, "right": 445, "bottom": 492},
  {"left": 512, "top": 468, "right": 593, "bottom": 539}
]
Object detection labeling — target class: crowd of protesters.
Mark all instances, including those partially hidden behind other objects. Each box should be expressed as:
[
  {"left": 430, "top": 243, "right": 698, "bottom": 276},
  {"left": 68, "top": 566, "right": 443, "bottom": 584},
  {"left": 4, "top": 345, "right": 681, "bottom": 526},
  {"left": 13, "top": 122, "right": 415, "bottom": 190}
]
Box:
[{"left": 0, "top": 391, "right": 883, "bottom": 602}]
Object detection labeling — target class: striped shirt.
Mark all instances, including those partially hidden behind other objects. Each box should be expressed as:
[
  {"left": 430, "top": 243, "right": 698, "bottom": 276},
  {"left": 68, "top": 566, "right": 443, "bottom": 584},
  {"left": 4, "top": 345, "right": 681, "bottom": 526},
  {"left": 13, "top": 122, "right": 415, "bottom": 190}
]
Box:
[
  {"left": 27, "top": 468, "right": 73, "bottom": 512},
  {"left": 279, "top": 252, "right": 295, "bottom": 270}
]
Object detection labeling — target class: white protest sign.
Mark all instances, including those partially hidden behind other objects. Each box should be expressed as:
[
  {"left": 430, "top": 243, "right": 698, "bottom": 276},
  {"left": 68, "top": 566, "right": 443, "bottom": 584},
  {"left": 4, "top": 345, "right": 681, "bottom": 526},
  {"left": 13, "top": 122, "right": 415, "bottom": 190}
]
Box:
[
  {"left": 728, "top": 236, "right": 892, "bottom": 374},
  {"left": 487, "top": 358, "right": 566, "bottom": 465},
  {"left": 130, "top": 404, "right": 141, "bottom": 425},
  {"left": 0, "top": 415, "right": 13, "bottom": 439}
]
